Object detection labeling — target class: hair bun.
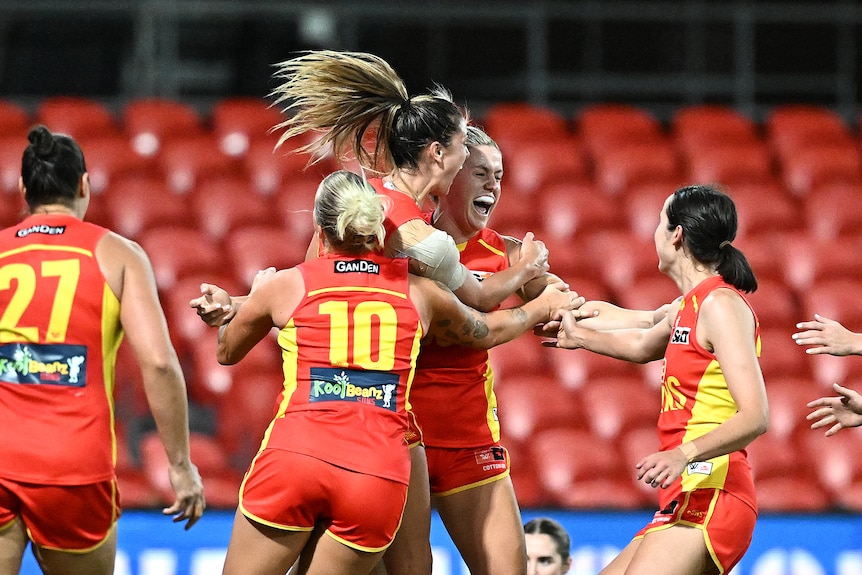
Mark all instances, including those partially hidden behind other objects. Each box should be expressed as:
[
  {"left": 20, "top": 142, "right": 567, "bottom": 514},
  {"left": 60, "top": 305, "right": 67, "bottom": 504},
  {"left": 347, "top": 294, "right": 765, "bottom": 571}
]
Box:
[{"left": 27, "top": 124, "right": 55, "bottom": 157}]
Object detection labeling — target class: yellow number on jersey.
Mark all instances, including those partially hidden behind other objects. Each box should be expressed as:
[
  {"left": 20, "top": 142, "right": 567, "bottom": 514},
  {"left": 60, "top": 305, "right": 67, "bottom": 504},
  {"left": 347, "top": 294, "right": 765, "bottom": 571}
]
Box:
[
  {"left": 319, "top": 300, "right": 398, "bottom": 371},
  {"left": 0, "top": 259, "right": 80, "bottom": 343}
]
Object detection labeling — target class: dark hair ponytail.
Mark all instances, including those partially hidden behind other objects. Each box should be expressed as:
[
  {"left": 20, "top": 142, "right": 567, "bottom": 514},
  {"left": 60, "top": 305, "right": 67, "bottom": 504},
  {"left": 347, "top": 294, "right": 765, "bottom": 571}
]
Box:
[
  {"left": 666, "top": 185, "right": 757, "bottom": 293},
  {"left": 21, "top": 124, "right": 87, "bottom": 211}
]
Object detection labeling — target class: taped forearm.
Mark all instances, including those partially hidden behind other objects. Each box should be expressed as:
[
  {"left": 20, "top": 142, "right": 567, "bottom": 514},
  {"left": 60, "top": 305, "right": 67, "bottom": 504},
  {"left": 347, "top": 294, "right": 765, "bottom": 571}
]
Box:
[{"left": 401, "top": 229, "right": 467, "bottom": 291}]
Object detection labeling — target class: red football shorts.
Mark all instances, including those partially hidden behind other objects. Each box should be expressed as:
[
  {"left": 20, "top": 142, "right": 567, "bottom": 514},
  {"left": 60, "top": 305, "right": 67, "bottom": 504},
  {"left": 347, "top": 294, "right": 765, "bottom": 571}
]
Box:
[
  {"left": 239, "top": 447, "right": 408, "bottom": 552},
  {"left": 0, "top": 477, "right": 120, "bottom": 551},
  {"left": 636, "top": 488, "right": 756, "bottom": 573},
  {"left": 425, "top": 445, "right": 510, "bottom": 496}
]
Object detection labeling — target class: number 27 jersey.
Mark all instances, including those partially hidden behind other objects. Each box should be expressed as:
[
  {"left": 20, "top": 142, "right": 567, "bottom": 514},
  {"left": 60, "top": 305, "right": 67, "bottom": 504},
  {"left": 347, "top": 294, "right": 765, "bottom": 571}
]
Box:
[{"left": 0, "top": 214, "right": 121, "bottom": 484}]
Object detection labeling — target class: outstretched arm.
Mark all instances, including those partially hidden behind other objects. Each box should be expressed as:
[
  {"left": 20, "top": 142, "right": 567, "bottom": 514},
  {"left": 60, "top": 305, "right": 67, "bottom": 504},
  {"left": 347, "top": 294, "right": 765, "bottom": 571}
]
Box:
[
  {"left": 415, "top": 276, "right": 580, "bottom": 349},
  {"left": 539, "top": 307, "right": 672, "bottom": 364},
  {"left": 215, "top": 268, "right": 302, "bottom": 365},
  {"left": 807, "top": 382, "right": 862, "bottom": 435},
  {"left": 792, "top": 314, "right": 862, "bottom": 356}
]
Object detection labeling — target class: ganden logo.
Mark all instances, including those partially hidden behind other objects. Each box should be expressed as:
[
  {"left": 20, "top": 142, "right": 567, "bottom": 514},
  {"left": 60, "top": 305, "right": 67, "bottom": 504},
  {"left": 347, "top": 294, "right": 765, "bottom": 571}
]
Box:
[{"left": 334, "top": 260, "right": 380, "bottom": 274}]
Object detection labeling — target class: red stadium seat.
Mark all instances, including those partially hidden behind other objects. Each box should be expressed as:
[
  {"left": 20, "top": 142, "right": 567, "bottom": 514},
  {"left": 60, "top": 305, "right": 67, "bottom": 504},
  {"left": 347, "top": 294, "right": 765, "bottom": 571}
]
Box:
[
  {"left": 797, "top": 280, "right": 862, "bottom": 388},
  {"left": 743, "top": 277, "right": 800, "bottom": 330},
  {"left": 537, "top": 234, "right": 604, "bottom": 288},
  {"left": 576, "top": 103, "right": 665, "bottom": 161},
  {"left": 802, "top": 429, "right": 862, "bottom": 511},
  {"left": 757, "top": 328, "right": 812, "bottom": 381},
  {"left": 211, "top": 97, "right": 284, "bottom": 157},
  {"left": 191, "top": 176, "right": 279, "bottom": 240},
  {"left": 507, "top": 441, "right": 548, "bottom": 508},
  {"left": 103, "top": 175, "right": 190, "bottom": 240},
  {"left": 764, "top": 376, "right": 820, "bottom": 441},
  {"left": 482, "top": 102, "right": 570, "bottom": 158},
  {"left": 734, "top": 233, "right": 787, "bottom": 284},
  {"left": 612, "top": 275, "right": 678, "bottom": 312},
  {"left": 157, "top": 134, "right": 240, "bottom": 194},
  {"left": 226, "top": 224, "right": 308, "bottom": 290},
  {"left": 545, "top": 346, "right": 643, "bottom": 393},
  {"left": 616, "top": 425, "right": 661, "bottom": 508},
  {"left": 593, "top": 140, "right": 682, "bottom": 197},
  {"left": 503, "top": 136, "right": 590, "bottom": 197},
  {"left": 672, "top": 105, "right": 761, "bottom": 154},
  {"left": 535, "top": 181, "right": 619, "bottom": 243},
  {"left": 580, "top": 376, "right": 659, "bottom": 441},
  {"left": 122, "top": 98, "right": 205, "bottom": 158},
  {"left": 0, "top": 136, "right": 25, "bottom": 196},
  {"left": 747, "top": 433, "right": 830, "bottom": 512},
  {"left": 580, "top": 230, "right": 661, "bottom": 293},
  {"left": 36, "top": 96, "right": 119, "bottom": 139},
  {"left": 275, "top": 179, "right": 322, "bottom": 248},
  {"left": 782, "top": 235, "right": 862, "bottom": 292},
  {"left": 488, "top": 335, "right": 551, "bottom": 383},
  {"left": 244, "top": 138, "right": 336, "bottom": 197},
  {"left": 137, "top": 225, "right": 223, "bottom": 290},
  {"left": 494, "top": 374, "right": 584, "bottom": 444},
  {"left": 621, "top": 180, "right": 677, "bottom": 241},
  {"left": 558, "top": 274, "right": 614, "bottom": 305},
  {"left": 215, "top": 371, "right": 283, "bottom": 468},
  {"left": 140, "top": 431, "right": 242, "bottom": 509},
  {"left": 79, "top": 134, "right": 154, "bottom": 195},
  {"left": 0, "top": 100, "right": 30, "bottom": 138},
  {"left": 800, "top": 278, "right": 862, "bottom": 325},
  {"left": 803, "top": 182, "right": 862, "bottom": 241},
  {"left": 187, "top": 331, "right": 282, "bottom": 408},
  {"left": 779, "top": 141, "right": 862, "bottom": 197},
  {"left": 767, "top": 104, "right": 855, "bottom": 158},
  {"left": 115, "top": 433, "right": 161, "bottom": 509},
  {"left": 683, "top": 140, "right": 776, "bottom": 188},
  {"left": 530, "top": 427, "right": 649, "bottom": 509},
  {"left": 727, "top": 181, "right": 802, "bottom": 241}
]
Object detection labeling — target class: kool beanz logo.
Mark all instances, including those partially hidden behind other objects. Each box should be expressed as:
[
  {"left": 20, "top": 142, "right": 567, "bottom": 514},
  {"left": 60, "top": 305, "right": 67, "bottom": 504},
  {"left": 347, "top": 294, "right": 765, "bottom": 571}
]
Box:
[
  {"left": 0, "top": 343, "right": 87, "bottom": 387},
  {"left": 334, "top": 260, "right": 380, "bottom": 274},
  {"left": 309, "top": 367, "right": 399, "bottom": 412}
]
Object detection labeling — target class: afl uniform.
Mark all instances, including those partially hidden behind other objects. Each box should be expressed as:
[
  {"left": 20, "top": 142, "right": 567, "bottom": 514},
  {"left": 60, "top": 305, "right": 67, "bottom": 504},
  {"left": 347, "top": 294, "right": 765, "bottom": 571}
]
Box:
[
  {"left": 239, "top": 252, "right": 423, "bottom": 551},
  {"left": 411, "top": 227, "right": 512, "bottom": 495},
  {"left": 0, "top": 214, "right": 122, "bottom": 550},
  {"left": 637, "top": 275, "right": 760, "bottom": 573}
]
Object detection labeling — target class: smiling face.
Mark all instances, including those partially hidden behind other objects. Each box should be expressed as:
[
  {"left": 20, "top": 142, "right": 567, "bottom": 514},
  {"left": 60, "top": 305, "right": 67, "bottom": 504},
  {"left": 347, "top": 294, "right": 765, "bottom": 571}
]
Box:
[
  {"left": 526, "top": 533, "right": 571, "bottom": 575},
  {"left": 433, "top": 142, "right": 503, "bottom": 240}
]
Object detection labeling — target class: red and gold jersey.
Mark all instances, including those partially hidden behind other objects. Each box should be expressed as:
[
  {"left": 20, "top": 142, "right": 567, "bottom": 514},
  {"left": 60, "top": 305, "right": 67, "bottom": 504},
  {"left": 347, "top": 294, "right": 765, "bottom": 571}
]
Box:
[
  {"left": 0, "top": 214, "right": 121, "bottom": 484},
  {"left": 262, "top": 252, "right": 422, "bottom": 485},
  {"left": 410, "top": 228, "right": 509, "bottom": 448},
  {"left": 659, "top": 275, "right": 760, "bottom": 510},
  {"left": 368, "top": 178, "right": 428, "bottom": 243}
]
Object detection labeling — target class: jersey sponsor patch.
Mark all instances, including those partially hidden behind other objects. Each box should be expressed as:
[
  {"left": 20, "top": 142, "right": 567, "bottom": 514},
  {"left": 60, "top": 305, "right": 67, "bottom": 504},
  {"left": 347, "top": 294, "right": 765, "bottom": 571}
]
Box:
[
  {"left": 333, "top": 259, "right": 380, "bottom": 274},
  {"left": 670, "top": 326, "right": 691, "bottom": 344},
  {"left": 15, "top": 224, "right": 67, "bottom": 238},
  {"left": 309, "top": 367, "right": 399, "bottom": 411},
  {"left": 687, "top": 461, "right": 713, "bottom": 476},
  {"left": 0, "top": 343, "right": 86, "bottom": 386},
  {"left": 473, "top": 446, "right": 507, "bottom": 471}
]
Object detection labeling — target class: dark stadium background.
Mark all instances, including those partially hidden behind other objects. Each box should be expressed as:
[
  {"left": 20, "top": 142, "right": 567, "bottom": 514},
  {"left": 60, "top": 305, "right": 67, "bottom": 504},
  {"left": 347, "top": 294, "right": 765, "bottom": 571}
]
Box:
[{"left": 3, "top": 2, "right": 862, "bottom": 574}]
